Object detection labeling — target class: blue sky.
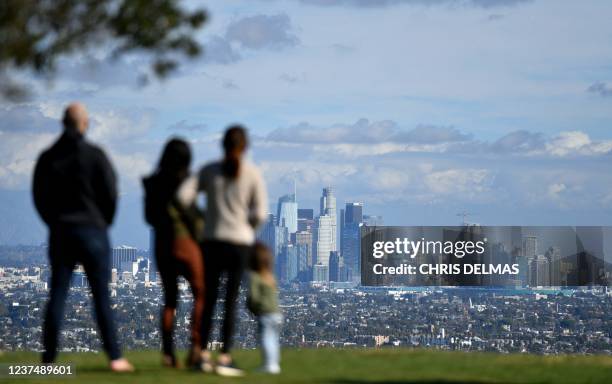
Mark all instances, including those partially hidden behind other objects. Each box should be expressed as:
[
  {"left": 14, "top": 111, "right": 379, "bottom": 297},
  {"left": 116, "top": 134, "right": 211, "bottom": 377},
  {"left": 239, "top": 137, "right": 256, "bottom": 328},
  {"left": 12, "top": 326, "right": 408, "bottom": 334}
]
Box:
[{"left": 1, "top": 0, "right": 612, "bottom": 248}]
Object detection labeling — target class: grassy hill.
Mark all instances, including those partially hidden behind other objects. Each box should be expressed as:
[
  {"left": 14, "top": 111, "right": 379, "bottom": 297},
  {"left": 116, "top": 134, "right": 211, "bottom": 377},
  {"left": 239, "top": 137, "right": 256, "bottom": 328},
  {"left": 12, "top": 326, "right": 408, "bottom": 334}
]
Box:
[{"left": 1, "top": 348, "right": 611, "bottom": 384}]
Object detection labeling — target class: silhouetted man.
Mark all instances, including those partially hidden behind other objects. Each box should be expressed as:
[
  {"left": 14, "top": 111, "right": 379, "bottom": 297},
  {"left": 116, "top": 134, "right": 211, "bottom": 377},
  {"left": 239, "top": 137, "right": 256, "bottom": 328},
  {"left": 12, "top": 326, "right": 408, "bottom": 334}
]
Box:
[{"left": 32, "top": 103, "right": 133, "bottom": 372}]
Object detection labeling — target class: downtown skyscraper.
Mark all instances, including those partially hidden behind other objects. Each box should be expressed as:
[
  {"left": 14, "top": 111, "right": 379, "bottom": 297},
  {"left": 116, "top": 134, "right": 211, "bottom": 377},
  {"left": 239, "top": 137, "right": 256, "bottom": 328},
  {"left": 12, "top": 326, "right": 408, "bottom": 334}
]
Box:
[{"left": 312, "top": 187, "right": 337, "bottom": 281}]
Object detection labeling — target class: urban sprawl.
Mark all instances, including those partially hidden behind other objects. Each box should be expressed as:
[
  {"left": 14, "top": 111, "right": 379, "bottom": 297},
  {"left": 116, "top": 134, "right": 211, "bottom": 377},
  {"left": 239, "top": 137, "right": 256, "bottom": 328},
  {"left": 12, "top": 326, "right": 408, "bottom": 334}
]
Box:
[{"left": 1, "top": 187, "right": 611, "bottom": 355}]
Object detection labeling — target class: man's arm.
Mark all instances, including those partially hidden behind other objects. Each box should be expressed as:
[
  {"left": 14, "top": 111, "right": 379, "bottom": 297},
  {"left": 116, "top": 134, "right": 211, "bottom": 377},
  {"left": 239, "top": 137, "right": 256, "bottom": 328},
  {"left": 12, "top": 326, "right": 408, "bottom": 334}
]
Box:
[{"left": 32, "top": 154, "right": 52, "bottom": 225}]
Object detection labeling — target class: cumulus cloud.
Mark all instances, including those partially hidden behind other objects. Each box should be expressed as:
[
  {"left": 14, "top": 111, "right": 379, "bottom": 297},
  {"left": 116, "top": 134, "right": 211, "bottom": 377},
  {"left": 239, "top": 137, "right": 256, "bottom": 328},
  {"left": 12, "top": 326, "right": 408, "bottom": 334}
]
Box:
[
  {"left": 0, "top": 104, "right": 59, "bottom": 133},
  {"left": 225, "top": 14, "right": 299, "bottom": 50},
  {"left": 0, "top": 131, "right": 56, "bottom": 189},
  {"left": 425, "top": 168, "right": 491, "bottom": 197},
  {"left": 168, "top": 120, "right": 207, "bottom": 132},
  {"left": 200, "top": 13, "right": 299, "bottom": 66},
  {"left": 547, "top": 183, "right": 566, "bottom": 199},
  {"left": 489, "top": 130, "right": 545, "bottom": 153},
  {"left": 545, "top": 131, "right": 612, "bottom": 157},
  {"left": 264, "top": 119, "right": 612, "bottom": 158},
  {"left": 203, "top": 35, "right": 241, "bottom": 64},
  {"left": 0, "top": 104, "right": 156, "bottom": 190},
  {"left": 266, "top": 119, "right": 469, "bottom": 145},
  {"left": 88, "top": 109, "right": 153, "bottom": 145},
  {"left": 299, "top": 0, "right": 533, "bottom": 8},
  {"left": 587, "top": 82, "right": 612, "bottom": 98}
]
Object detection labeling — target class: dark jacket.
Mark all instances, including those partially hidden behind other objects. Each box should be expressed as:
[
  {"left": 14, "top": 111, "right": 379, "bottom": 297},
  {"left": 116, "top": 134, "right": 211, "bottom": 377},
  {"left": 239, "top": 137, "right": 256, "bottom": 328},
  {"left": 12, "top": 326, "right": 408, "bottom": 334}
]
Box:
[{"left": 32, "top": 130, "right": 117, "bottom": 229}]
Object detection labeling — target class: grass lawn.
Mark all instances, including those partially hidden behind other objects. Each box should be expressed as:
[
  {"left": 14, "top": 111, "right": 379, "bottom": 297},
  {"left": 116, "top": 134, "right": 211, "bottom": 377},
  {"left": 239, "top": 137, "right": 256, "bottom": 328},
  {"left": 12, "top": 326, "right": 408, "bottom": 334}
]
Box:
[{"left": 1, "top": 348, "right": 611, "bottom": 384}]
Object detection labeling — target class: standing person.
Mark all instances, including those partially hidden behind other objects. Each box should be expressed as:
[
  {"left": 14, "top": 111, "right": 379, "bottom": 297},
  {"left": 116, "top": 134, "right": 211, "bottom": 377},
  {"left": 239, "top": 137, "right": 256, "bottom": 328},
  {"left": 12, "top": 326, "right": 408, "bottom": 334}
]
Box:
[
  {"left": 247, "top": 243, "right": 282, "bottom": 374},
  {"left": 142, "top": 138, "right": 205, "bottom": 369},
  {"left": 32, "top": 103, "right": 133, "bottom": 372},
  {"left": 177, "top": 125, "right": 268, "bottom": 377}
]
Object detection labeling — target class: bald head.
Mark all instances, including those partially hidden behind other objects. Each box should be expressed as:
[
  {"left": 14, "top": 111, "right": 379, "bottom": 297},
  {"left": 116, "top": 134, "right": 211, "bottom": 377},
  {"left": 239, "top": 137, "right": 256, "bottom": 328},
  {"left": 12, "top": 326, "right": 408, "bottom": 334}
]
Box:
[{"left": 62, "top": 102, "right": 89, "bottom": 135}]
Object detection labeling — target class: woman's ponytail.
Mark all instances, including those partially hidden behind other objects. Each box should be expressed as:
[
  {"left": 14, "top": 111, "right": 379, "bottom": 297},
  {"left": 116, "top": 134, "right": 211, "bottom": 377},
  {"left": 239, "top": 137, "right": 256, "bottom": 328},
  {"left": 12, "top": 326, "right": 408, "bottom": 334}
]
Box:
[{"left": 222, "top": 125, "right": 248, "bottom": 179}]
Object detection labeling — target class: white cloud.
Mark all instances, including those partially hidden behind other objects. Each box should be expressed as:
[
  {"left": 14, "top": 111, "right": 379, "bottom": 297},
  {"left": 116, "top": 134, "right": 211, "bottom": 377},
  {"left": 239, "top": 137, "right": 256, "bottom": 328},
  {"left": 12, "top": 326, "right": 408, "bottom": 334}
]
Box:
[
  {"left": 0, "top": 131, "right": 56, "bottom": 189},
  {"left": 545, "top": 131, "right": 612, "bottom": 157},
  {"left": 425, "top": 169, "right": 491, "bottom": 197},
  {"left": 547, "top": 183, "right": 566, "bottom": 199},
  {"left": 88, "top": 109, "right": 153, "bottom": 144}
]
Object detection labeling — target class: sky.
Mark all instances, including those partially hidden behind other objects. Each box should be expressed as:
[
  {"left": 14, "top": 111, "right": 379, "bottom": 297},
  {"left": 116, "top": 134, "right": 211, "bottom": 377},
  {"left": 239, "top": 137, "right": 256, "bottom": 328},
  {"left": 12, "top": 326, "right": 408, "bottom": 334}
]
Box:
[{"left": 1, "top": 0, "right": 612, "bottom": 248}]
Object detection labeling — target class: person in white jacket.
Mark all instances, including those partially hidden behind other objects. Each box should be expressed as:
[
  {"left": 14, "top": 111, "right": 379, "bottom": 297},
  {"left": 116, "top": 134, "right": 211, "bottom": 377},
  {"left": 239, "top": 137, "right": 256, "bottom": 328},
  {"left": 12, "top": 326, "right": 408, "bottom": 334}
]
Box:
[{"left": 177, "top": 125, "right": 268, "bottom": 376}]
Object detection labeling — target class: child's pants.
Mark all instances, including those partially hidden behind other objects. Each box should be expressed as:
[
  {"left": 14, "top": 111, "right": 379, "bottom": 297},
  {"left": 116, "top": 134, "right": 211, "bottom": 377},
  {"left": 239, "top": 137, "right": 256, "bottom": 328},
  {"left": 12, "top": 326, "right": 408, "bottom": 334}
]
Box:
[{"left": 258, "top": 313, "right": 283, "bottom": 369}]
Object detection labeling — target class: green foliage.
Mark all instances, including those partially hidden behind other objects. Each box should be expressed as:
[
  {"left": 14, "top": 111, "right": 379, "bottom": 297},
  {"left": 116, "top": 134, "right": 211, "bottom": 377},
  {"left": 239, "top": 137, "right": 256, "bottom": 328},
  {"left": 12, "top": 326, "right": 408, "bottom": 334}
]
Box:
[{"left": 0, "top": 0, "right": 207, "bottom": 100}]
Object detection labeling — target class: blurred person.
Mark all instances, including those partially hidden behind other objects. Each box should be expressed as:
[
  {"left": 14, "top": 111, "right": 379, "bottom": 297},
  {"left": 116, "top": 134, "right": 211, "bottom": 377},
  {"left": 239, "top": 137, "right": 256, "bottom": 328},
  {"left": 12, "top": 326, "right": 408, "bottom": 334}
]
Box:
[
  {"left": 32, "top": 102, "right": 133, "bottom": 372},
  {"left": 177, "top": 125, "right": 268, "bottom": 377},
  {"left": 247, "top": 243, "right": 282, "bottom": 374},
  {"left": 143, "top": 138, "right": 205, "bottom": 368}
]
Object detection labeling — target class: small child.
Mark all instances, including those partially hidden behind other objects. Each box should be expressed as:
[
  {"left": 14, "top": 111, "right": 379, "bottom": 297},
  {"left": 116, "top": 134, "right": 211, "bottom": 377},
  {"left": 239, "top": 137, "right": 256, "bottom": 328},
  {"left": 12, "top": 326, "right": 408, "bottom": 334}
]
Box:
[{"left": 247, "top": 242, "right": 282, "bottom": 374}]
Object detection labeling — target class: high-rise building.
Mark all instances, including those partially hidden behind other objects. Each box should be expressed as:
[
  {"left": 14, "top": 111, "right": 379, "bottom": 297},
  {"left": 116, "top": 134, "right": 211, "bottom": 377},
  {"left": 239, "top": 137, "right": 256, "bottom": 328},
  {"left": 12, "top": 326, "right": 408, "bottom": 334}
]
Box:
[
  {"left": 277, "top": 194, "right": 298, "bottom": 234},
  {"left": 257, "top": 213, "right": 289, "bottom": 264},
  {"left": 339, "top": 208, "right": 345, "bottom": 251},
  {"left": 546, "top": 246, "right": 562, "bottom": 286},
  {"left": 342, "top": 222, "right": 363, "bottom": 283},
  {"left": 295, "top": 231, "right": 313, "bottom": 268},
  {"left": 314, "top": 214, "right": 334, "bottom": 268},
  {"left": 295, "top": 242, "right": 310, "bottom": 277},
  {"left": 298, "top": 208, "right": 314, "bottom": 220},
  {"left": 342, "top": 202, "right": 364, "bottom": 283},
  {"left": 320, "top": 187, "right": 337, "bottom": 252},
  {"left": 530, "top": 254, "right": 550, "bottom": 286},
  {"left": 112, "top": 245, "right": 137, "bottom": 272},
  {"left": 281, "top": 244, "right": 299, "bottom": 282},
  {"left": 344, "top": 202, "right": 363, "bottom": 225},
  {"left": 329, "top": 251, "right": 341, "bottom": 282},
  {"left": 298, "top": 208, "right": 315, "bottom": 232},
  {"left": 522, "top": 236, "right": 537, "bottom": 259}
]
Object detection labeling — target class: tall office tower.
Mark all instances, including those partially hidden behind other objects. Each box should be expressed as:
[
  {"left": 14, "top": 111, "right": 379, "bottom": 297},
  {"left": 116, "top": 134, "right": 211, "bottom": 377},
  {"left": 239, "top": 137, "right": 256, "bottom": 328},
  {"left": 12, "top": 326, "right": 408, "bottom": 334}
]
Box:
[
  {"left": 342, "top": 202, "right": 364, "bottom": 284},
  {"left": 329, "top": 251, "right": 341, "bottom": 282},
  {"left": 295, "top": 242, "right": 310, "bottom": 280},
  {"left": 112, "top": 245, "right": 137, "bottom": 272},
  {"left": 298, "top": 208, "right": 314, "bottom": 220},
  {"left": 522, "top": 236, "right": 537, "bottom": 259},
  {"left": 295, "top": 231, "right": 313, "bottom": 268},
  {"left": 344, "top": 202, "right": 363, "bottom": 225},
  {"left": 276, "top": 194, "right": 298, "bottom": 234},
  {"left": 280, "top": 244, "right": 299, "bottom": 283},
  {"left": 320, "top": 187, "right": 337, "bottom": 252},
  {"left": 530, "top": 254, "right": 550, "bottom": 286},
  {"left": 298, "top": 208, "right": 315, "bottom": 232},
  {"left": 339, "top": 208, "right": 345, "bottom": 251},
  {"left": 258, "top": 213, "right": 288, "bottom": 259},
  {"left": 546, "top": 246, "right": 562, "bottom": 286},
  {"left": 363, "top": 215, "right": 384, "bottom": 226},
  {"left": 258, "top": 214, "right": 276, "bottom": 249},
  {"left": 575, "top": 226, "right": 606, "bottom": 285},
  {"left": 283, "top": 244, "right": 299, "bottom": 282},
  {"left": 314, "top": 214, "right": 334, "bottom": 270},
  {"left": 148, "top": 229, "right": 157, "bottom": 282}
]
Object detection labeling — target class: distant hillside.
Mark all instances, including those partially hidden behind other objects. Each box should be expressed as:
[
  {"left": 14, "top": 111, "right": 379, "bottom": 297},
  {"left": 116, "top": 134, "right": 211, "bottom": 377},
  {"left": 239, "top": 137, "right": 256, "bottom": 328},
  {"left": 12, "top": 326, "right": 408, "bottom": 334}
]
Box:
[{"left": 1, "top": 348, "right": 611, "bottom": 383}]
